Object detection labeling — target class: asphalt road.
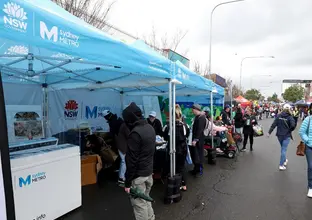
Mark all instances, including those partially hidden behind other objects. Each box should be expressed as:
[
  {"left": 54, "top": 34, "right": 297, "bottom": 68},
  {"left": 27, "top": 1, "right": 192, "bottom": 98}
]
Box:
[{"left": 62, "top": 118, "right": 312, "bottom": 220}]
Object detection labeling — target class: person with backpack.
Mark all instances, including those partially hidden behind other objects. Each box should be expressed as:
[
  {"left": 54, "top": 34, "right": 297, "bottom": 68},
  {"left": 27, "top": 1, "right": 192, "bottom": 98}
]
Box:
[
  {"left": 190, "top": 104, "right": 206, "bottom": 177},
  {"left": 267, "top": 104, "right": 296, "bottom": 171},
  {"left": 299, "top": 115, "right": 312, "bottom": 198},
  {"left": 163, "top": 104, "right": 190, "bottom": 191}
]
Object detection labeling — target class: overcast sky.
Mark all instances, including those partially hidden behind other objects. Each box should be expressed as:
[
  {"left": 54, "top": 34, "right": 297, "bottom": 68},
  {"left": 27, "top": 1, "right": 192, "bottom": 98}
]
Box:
[{"left": 107, "top": 0, "right": 312, "bottom": 97}]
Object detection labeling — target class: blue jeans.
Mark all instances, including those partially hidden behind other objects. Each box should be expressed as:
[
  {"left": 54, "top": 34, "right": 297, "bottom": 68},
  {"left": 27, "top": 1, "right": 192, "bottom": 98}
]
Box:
[
  {"left": 306, "top": 146, "right": 312, "bottom": 189},
  {"left": 277, "top": 137, "right": 290, "bottom": 166},
  {"left": 118, "top": 150, "right": 126, "bottom": 180}
]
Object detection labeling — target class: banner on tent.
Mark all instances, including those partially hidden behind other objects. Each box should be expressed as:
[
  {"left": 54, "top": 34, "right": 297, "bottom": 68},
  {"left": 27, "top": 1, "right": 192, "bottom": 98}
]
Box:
[{"left": 48, "top": 89, "right": 122, "bottom": 135}]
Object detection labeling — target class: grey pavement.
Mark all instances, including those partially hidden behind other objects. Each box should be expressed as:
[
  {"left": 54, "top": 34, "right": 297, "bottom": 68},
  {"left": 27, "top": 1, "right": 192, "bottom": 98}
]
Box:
[{"left": 61, "top": 118, "right": 312, "bottom": 220}]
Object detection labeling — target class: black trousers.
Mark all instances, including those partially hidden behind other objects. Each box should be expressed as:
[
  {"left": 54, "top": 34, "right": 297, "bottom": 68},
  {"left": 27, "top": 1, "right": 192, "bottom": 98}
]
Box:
[
  {"left": 190, "top": 139, "right": 204, "bottom": 173},
  {"left": 243, "top": 133, "right": 254, "bottom": 149},
  {"left": 176, "top": 152, "right": 187, "bottom": 186}
]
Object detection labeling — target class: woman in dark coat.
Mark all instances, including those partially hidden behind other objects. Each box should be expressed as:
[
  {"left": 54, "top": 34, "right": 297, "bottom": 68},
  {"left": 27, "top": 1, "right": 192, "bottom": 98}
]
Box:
[
  {"left": 234, "top": 107, "right": 244, "bottom": 134},
  {"left": 241, "top": 108, "right": 257, "bottom": 152}
]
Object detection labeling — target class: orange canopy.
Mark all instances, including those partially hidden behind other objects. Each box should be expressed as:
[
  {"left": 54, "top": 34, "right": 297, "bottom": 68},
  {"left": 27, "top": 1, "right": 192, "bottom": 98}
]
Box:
[{"left": 235, "top": 96, "right": 250, "bottom": 104}]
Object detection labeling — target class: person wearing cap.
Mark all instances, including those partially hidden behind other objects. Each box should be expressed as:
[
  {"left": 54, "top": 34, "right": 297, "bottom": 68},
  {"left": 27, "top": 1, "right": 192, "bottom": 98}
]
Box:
[
  {"left": 268, "top": 104, "right": 296, "bottom": 171},
  {"left": 103, "top": 110, "right": 128, "bottom": 185},
  {"left": 147, "top": 111, "right": 163, "bottom": 137},
  {"left": 190, "top": 103, "right": 206, "bottom": 177},
  {"left": 122, "top": 103, "right": 155, "bottom": 220}
]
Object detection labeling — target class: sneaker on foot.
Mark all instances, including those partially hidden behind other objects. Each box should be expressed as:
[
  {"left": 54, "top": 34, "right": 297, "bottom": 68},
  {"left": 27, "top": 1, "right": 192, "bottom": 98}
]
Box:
[
  {"left": 284, "top": 159, "right": 288, "bottom": 166},
  {"left": 279, "top": 165, "right": 287, "bottom": 171},
  {"left": 240, "top": 148, "right": 246, "bottom": 152},
  {"left": 118, "top": 178, "right": 125, "bottom": 185},
  {"left": 307, "top": 189, "right": 312, "bottom": 198}
]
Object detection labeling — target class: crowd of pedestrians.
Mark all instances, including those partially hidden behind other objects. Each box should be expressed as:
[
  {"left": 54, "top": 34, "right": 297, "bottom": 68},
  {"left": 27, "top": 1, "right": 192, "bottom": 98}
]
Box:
[{"left": 98, "top": 101, "right": 312, "bottom": 220}]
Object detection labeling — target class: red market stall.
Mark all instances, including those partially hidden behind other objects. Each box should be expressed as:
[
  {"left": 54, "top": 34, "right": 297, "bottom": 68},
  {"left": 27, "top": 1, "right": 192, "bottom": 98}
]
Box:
[{"left": 235, "top": 96, "right": 251, "bottom": 108}]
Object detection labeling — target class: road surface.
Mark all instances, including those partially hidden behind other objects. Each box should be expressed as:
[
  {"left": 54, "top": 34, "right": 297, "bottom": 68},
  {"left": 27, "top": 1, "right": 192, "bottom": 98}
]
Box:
[{"left": 61, "top": 118, "right": 312, "bottom": 220}]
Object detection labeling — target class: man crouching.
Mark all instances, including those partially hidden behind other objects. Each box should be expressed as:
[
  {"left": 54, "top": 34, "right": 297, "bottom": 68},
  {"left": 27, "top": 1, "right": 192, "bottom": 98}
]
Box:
[{"left": 122, "top": 102, "right": 156, "bottom": 220}]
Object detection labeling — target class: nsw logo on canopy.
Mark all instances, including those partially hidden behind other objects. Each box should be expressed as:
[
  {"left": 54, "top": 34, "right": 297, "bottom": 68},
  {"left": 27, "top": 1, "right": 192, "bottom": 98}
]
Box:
[{"left": 3, "top": 2, "right": 28, "bottom": 32}]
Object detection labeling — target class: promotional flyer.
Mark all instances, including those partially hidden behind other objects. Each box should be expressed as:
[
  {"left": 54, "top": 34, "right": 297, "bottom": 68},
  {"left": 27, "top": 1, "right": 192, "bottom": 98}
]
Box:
[{"left": 0, "top": 155, "right": 7, "bottom": 220}]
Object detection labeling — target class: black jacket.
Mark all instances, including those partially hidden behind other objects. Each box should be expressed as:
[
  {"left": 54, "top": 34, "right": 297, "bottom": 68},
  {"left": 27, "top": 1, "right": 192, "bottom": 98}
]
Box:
[
  {"left": 107, "top": 114, "right": 124, "bottom": 137},
  {"left": 221, "top": 110, "right": 231, "bottom": 126},
  {"left": 234, "top": 110, "right": 244, "bottom": 128},
  {"left": 122, "top": 103, "right": 155, "bottom": 188},
  {"left": 192, "top": 114, "right": 206, "bottom": 141},
  {"left": 115, "top": 123, "right": 130, "bottom": 154},
  {"left": 243, "top": 114, "right": 257, "bottom": 135},
  {"left": 268, "top": 112, "right": 296, "bottom": 139},
  {"left": 163, "top": 121, "right": 190, "bottom": 154},
  {"left": 147, "top": 118, "right": 163, "bottom": 136}
]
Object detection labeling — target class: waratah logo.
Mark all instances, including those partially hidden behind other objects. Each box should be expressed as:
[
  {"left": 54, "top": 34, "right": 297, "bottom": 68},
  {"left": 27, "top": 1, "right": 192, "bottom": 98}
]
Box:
[
  {"left": 4, "top": 45, "right": 28, "bottom": 59},
  {"left": 3, "top": 2, "right": 27, "bottom": 20},
  {"left": 5, "top": 45, "right": 28, "bottom": 55},
  {"left": 51, "top": 53, "right": 74, "bottom": 60},
  {"left": 3, "top": 2, "right": 28, "bottom": 32}
]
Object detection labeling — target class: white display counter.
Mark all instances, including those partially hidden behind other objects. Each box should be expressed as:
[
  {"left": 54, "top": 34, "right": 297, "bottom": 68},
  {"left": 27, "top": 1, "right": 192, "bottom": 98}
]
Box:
[{"left": 10, "top": 141, "right": 81, "bottom": 220}]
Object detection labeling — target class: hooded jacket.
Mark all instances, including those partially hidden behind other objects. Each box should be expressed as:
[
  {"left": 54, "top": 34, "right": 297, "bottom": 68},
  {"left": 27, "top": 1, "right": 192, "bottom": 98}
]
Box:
[
  {"left": 122, "top": 103, "right": 156, "bottom": 188},
  {"left": 268, "top": 111, "right": 296, "bottom": 139}
]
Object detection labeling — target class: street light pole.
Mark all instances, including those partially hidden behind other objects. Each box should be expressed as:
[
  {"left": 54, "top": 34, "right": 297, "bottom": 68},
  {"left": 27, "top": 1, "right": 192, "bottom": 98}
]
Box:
[
  {"left": 207, "top": 0, "right": 245, "bottom": 76},
  {"left": 239, "top": 56, "right": 274, "bottom": 89}
]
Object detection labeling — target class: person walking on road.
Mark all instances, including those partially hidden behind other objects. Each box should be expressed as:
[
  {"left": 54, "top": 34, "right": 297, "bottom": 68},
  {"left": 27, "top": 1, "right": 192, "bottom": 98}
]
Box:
[
  {"left": 122, "top": 102, "right": 156, "bottom": 220},
  {"left": 267, "top": 104, "right": 296, "bottom": 171},
  {"left": 299, "top": 115, "right": 312, "bottom": 198},
  {"left": 241, "top": 108, "right": 257, "bottom": 152}
]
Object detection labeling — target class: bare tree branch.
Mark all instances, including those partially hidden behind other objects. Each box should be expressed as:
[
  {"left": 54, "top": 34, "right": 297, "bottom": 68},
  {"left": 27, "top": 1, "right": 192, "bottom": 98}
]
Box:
[
  {"left": 51, "top": 0, "right": 115, "bottom": 29},
  {"left": 143, "top": 27, "right": 189, "bottom": 57}
]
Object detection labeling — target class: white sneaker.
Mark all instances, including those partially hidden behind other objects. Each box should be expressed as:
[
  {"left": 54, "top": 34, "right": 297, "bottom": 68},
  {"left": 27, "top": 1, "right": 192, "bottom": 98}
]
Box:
[
  {"left": 279, "top": 165, "right": 287, "bottom": 171},
  {"left": 284, "top": 159, "right": 288, "bottom": 166},
  {"left": 308, "top": 189, "right": 312, "bottom": 198}
]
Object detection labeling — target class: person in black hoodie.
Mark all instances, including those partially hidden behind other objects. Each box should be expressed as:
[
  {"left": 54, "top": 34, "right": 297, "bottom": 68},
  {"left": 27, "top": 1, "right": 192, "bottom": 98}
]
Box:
[
  {"left": 190, "top": 104, "right": 206, "bottom": 177},
  {"left": 268, "top": 104, "right": 296, "bottom": 171},
  {"left": 234, "top": 106, "right": 244, "bottom": 134},
  {"left": 163, "top": 104, "right": 190, "bottom": 191},
  {"left": 241, "top": 108, "right": 257, "bottom": 152},
  {"left": 122, "top": 102, "right": 155, "bottom": 220}
]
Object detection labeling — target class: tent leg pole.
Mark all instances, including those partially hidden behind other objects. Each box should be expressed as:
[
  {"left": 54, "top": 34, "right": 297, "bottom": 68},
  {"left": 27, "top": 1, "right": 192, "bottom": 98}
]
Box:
[
  {"left": 42, "top": 86, "right": 48, "bottom": 139},
  {"left": 172, "top": 82, "right": 176, "bottom": 176},
  {"left": 169, "top": 81, "right": 173, "bottom": 178}
]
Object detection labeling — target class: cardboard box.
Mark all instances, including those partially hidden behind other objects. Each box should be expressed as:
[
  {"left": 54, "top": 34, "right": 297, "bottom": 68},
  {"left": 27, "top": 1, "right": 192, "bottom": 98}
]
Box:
[{"left": 81, "top": 155, "right": 102, "bottom": 186}]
